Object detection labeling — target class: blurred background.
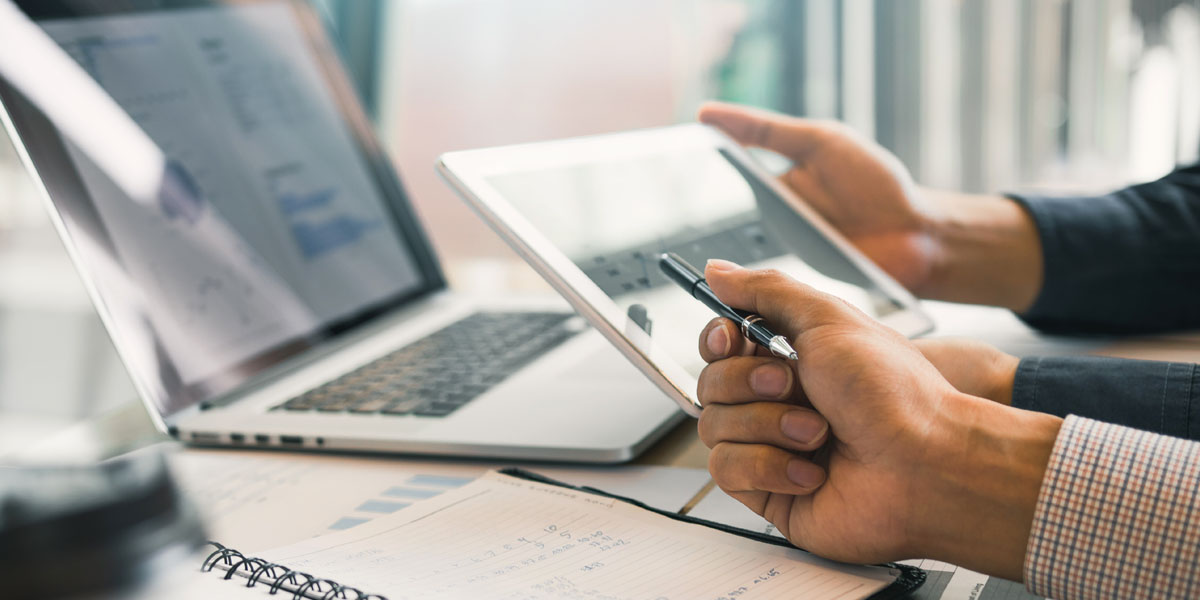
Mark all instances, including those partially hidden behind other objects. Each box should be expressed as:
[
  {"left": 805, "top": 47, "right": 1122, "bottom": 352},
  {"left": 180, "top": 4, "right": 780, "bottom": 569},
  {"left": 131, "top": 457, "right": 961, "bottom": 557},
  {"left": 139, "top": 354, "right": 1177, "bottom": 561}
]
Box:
[{"left": 2, "top": 0, "right": 1198, "bottom": 448}]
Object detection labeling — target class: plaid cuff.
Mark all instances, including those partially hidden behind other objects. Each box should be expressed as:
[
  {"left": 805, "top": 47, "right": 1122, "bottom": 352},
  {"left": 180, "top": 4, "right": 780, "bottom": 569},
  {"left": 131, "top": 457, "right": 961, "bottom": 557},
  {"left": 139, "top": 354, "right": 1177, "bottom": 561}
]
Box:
[{"left": 1025, "top": 416, "right": 1200, "bottom": 599}]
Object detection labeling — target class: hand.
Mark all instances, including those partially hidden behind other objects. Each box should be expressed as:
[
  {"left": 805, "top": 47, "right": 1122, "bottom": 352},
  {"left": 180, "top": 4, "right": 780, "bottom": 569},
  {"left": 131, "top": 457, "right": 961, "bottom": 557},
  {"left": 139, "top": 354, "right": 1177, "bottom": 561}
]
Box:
[
  {"left": 698, "top": 102, "right": 1045, "bottom": 312},
  {"left": 699, "top": 102, "right": 939, "bottom": 292},
  {"left": 695, "top": 260, "right": 1061, "bottom": 579},
  {"left": 912, "top": 338, "right": 1019, "bottom": 405}
]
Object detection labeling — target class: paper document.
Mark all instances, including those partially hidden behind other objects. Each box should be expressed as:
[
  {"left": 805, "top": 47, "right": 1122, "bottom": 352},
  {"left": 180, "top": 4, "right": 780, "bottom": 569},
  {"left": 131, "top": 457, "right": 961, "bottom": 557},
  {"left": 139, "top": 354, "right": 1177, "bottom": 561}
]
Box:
[
  {"left": 252, "top": 471, "right": 896, "bottom": 599},
  {"left": 688, "top": 488, "right": 1042, "bottom": 600},
  {"left": 166, "top": 446, "right": 711, "bottom": 552}
]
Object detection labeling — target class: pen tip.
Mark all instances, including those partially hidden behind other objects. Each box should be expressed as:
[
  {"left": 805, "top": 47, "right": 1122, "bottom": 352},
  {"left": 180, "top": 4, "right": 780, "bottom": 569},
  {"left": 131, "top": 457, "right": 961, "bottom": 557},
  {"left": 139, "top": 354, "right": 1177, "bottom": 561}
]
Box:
[{"left": 768, "top": 336, "right": 798, "bottom": 361}]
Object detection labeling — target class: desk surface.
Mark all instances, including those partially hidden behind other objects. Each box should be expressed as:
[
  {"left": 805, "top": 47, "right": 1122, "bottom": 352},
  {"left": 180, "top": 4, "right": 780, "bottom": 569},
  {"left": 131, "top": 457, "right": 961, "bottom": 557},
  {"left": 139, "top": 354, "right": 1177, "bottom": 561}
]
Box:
[{"left": 11, "top": 299, "right": 1200, "bottom": 469}]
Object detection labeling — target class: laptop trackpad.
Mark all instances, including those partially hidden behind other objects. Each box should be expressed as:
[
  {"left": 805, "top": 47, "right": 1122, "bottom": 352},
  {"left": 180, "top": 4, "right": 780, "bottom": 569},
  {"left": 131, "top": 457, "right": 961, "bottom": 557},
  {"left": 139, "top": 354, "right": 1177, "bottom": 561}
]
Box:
[{"left": 423, "top": 332, "right": 678, "bottom": 447}]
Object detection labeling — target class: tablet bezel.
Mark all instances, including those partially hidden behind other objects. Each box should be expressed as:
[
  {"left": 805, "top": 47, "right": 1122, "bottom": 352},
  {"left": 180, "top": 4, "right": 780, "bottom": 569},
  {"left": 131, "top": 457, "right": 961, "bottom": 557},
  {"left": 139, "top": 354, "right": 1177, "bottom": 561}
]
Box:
[{"left": 438, "top": 124, "right": 933, "bottom": 417}]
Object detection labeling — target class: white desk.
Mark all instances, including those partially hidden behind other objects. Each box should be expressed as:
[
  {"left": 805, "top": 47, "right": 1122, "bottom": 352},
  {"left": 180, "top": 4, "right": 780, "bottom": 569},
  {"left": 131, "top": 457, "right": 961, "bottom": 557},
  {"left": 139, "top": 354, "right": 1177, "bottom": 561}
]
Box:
[{"left": 12, "top": 298, "right": 1199, "bottom": 470}]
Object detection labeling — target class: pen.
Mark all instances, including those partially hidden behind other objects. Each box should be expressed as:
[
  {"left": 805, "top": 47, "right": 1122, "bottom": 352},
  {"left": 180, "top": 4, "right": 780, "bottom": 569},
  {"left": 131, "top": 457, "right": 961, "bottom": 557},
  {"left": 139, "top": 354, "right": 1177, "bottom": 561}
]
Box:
[{"left": 658, "top": 252, "right": 799, "bottom": 360}]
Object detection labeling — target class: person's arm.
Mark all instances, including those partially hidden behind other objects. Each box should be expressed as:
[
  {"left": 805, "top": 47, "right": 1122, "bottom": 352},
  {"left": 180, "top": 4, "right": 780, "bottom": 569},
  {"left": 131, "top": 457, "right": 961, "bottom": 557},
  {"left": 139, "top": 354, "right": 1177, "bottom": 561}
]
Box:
[
  {"left": 1025, "top": 416, "right": 1200, "bottom": 599},
  {"left": 1008, "top": 164, "right": 1200, "bottom": 333},
  {"left": 1013, "top": 356, "right": 1200, "bottom": 439},
  {"left": 913, "top": 338, "right": 1200, "bottom": 441},
  {"left": 699, "top": 103, "right": 1200, "bottom": 331},
  {"left": 694, "top": 263, "right": 1200, "bottom": 597},
  {"left": 917, "top": 189, "right": 1044, "bottom": 312}
]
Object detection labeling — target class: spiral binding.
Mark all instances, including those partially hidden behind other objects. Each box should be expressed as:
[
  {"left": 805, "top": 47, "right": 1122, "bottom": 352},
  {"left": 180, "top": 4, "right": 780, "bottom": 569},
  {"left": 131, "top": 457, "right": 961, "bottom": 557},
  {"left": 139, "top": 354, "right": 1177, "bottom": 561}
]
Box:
[{"left": 200, "top": 542, "right": 388, "bottom": 600}]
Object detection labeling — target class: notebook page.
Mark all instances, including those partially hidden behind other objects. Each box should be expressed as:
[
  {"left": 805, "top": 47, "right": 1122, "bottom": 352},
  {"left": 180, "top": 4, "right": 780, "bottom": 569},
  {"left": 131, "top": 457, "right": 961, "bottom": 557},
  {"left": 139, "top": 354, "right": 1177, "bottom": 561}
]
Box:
[{"left": 256, "top": 471, "right": 897, "bottom": 600}]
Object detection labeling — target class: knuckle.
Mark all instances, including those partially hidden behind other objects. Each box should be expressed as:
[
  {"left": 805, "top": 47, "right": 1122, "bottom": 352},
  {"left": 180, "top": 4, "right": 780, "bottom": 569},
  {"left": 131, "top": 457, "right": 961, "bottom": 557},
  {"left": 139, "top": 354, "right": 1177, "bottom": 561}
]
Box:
[
  {"left": 817, "top": 118, "right": 852, "bottom": 137},
  {"left": 806, "top": 292, "right": 856, "bottom": 323},
  {"left": 696, "top": 364, "right": 718, "bottom": 403},
  {"left": 750, "top": 445, "right": 779, "bottom": 486},
  {"left": 697, "top": 359, "right": 747, "bottom": 405},
  {"left": 734, "top": 402, "right": 774, "bottom": 440},
  {"left": 696, "top": 411, "right": 717, "bottom": 447},
  {"left": 750, "top": 268, "right": 789, "bottom": 286},
  {"left": 707, "top": 443, "right": 736, "bottom": 486}
]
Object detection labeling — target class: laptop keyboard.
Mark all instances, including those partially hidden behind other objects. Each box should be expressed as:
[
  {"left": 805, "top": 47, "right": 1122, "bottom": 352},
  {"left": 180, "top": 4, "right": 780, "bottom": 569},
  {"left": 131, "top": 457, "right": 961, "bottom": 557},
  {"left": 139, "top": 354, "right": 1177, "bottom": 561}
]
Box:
[{"left": 274, "top": 311, "right": 579, "bottom": 418}]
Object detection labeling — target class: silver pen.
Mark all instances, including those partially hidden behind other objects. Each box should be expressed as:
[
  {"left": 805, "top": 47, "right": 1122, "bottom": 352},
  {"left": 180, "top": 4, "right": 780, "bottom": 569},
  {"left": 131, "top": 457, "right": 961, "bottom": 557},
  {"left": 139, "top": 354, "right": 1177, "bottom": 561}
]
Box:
[{"left": 658, "top": 253, "right": 798, "bottom": 360}]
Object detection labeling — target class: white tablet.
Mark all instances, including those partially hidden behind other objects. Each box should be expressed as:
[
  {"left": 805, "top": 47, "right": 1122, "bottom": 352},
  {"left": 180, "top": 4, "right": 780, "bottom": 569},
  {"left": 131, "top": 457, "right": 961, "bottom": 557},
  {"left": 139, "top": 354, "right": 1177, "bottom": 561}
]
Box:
[{"left": 438, "top": 124, "right": 932, "bottom": 417}]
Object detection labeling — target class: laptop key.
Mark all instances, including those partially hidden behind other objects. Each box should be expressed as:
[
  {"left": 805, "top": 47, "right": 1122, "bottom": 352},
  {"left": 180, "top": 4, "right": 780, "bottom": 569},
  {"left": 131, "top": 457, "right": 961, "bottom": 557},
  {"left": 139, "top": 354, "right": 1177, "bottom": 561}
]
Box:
[
  {"left": 413, "top": 402, "right": 460, "bottom": 417},
  {"left": 316, "top": 399, "right": 355, "bottom": 412},
  {"left": 286, "top": 312, "right": 579, "bottom": 419},
  {"left": 440, "top": 392, "right": 472, "bottom": 405},
  {"left": 278, "top": 397, "right": 316, "bottom": 411},
  {"left": 381, "top": 398, "right": 424, "bottom": 415},
  {"left": 348, "top": 397, "right": 394, "bottom": 413}
]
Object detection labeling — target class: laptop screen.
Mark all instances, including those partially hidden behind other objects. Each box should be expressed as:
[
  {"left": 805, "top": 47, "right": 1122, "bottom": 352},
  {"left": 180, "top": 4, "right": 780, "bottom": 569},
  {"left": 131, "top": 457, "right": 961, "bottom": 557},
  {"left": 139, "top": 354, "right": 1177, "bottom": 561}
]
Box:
[{"left": 0, "top": 1, "right": 441, "bottom": 416}]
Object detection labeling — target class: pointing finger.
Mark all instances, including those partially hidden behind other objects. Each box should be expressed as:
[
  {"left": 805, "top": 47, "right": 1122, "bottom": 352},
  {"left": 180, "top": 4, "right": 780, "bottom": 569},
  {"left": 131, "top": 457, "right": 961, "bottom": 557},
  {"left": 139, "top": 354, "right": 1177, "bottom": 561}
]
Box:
[
  {"left": 698, "top": 101, "right": 831, "bottom": 160},
  {"left": 699, "top": 317, "right": 764, "bottom": 363},
  {"left": 704, "top": 260, "right": 861, "bottom": 341}
]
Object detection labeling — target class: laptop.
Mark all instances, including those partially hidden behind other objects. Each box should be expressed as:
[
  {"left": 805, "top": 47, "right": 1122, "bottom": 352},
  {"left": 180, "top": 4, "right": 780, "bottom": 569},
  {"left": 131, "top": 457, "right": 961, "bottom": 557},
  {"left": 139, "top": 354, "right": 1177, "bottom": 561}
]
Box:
[{"left": 0, "top": 0, "right": 683, "bottom": 462}]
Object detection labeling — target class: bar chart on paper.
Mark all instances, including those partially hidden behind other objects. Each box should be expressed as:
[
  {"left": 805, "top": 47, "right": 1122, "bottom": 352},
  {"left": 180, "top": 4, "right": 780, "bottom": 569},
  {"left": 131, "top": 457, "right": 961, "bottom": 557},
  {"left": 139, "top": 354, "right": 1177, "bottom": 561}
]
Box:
[
  {"left": 327, "top": 474, "right": 474, "bottom": 531},
  {"left": 167, "top": 449, "right": 711, "bottom": 553}
]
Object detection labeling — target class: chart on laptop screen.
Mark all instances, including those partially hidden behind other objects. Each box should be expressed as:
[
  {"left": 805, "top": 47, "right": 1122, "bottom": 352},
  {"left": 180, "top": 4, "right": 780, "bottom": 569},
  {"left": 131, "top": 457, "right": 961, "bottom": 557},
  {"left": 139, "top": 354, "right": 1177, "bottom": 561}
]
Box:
[{"left": 36, "top": 3, "right": 424, "bottom": 390}]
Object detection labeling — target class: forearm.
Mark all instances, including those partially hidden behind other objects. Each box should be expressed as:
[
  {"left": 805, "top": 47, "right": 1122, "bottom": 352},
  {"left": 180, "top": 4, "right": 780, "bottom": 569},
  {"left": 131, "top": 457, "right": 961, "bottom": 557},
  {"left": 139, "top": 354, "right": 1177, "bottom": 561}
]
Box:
[
  {"left": 910, "top": 401, "right": 1200, "bottom": 599},
  {"left": 1025, "top": 417, "right": 1200, "bottom": 599},
  {"left": 1013, "top": 356, "right": 1200, "bottom": 440},
  {"left": 909, "top": 395, "right": 1061, "bottom": 581},
  {"left": 916, "top": 189, "right": 1044, "bottom": 312},
  {"left": 1010, "top": 168, "right": 1200, "bottom": 333}
]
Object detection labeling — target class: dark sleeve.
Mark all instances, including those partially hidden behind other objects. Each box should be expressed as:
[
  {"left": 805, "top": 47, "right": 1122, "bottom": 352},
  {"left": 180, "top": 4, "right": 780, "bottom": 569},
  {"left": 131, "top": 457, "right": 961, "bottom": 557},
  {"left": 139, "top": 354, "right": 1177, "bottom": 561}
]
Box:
[
  {"left": 1012, "top": 356, "right": 1200, "bottom": 440},
  {"left": 1008, "top": 163, "right": 1200, "bottom": 334}
]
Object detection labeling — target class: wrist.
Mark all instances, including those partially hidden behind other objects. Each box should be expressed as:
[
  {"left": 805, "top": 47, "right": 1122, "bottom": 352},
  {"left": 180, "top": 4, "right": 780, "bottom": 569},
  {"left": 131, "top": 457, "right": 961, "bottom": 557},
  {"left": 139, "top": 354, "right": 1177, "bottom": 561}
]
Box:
[
  {"left": 915, "top": 189, "right": 1044, "bottom": 312},
  {"left": 905, "top": 394, "right": 1061, "bottom": 580},
  {"left": 986, "top": 350, "right": 1020, "bottom": 406}
]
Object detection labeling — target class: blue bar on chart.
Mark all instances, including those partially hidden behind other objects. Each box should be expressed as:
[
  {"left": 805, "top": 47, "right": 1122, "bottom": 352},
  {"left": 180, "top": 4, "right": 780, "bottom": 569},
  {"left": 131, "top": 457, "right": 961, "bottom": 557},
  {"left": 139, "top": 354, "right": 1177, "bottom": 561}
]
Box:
[
  {"left": 355, "top": 500, "right": 411, "bottom": 514},
  {"left": 407, "top": 474, "right": 473, "bottom": 487},
  {"left": 382, "top": 487, "right": 442, "bottom": 500},
  {"left": 329, "top": 517, "right": 371, "bottom": 531}
]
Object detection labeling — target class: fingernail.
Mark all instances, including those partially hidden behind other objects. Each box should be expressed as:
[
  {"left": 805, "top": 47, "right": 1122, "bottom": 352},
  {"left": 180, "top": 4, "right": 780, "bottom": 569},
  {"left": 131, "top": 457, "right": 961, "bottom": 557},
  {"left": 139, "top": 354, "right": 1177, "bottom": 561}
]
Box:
[
  {"left": 707, "top": 258, "right": 741, "bottom": 272},
  {"left": 787, "top": 459, "right": 825, "bottom": 489},
  {"left": 706, "top": 326, "right": 730, "bottom": 357},
  {"left": 749, "top": 363, "right": 790, "bottom": 398},
  {"left": 780, "top": 410, "right": 827, "bottom": 444}
]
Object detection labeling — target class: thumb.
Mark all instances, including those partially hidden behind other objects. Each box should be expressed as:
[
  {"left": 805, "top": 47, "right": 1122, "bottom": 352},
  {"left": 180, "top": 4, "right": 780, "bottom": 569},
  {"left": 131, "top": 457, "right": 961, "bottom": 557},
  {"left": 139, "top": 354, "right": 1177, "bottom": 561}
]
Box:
[
  {"left": 698, "top": 101, "right": 826, "bottom": 159},
  {"left": 704, "top": 260, "right": 852, "bottom": 337}
]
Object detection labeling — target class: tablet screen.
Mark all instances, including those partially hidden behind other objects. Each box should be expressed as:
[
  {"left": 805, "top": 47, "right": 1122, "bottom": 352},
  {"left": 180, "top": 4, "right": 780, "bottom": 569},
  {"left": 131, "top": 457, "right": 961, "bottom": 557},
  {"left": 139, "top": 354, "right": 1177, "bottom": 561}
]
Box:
[{"left": 485, "top": 147, "right": 906, "bottom": 377}]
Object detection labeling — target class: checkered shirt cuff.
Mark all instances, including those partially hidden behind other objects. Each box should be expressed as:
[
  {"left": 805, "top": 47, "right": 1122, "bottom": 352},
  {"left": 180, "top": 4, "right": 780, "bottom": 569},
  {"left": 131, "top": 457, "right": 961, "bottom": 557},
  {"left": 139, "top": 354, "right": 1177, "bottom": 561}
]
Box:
[{"left": 1024, "top": 415, "right": 1200, "bottom": 599}]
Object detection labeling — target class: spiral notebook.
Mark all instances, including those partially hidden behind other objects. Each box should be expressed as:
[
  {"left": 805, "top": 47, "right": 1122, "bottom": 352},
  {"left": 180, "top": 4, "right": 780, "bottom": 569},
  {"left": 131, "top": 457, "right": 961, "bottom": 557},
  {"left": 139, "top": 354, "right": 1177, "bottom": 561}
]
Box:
[{"left": 197, "top": 469, "right": 926, "bottom": 599}]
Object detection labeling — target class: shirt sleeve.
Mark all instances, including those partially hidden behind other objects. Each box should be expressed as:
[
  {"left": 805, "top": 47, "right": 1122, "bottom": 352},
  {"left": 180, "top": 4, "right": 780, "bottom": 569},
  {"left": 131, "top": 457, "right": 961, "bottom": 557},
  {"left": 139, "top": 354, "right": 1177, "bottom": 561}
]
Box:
[
  {"left": 1012, "top": 356, "right": 1200, "bottom": 440},
  {"left": 1008, "top": 163, "right": 1200, "bottom": 334},
  {"left": 1024, "top": 416, "right": 1200, "bottom": 599}
]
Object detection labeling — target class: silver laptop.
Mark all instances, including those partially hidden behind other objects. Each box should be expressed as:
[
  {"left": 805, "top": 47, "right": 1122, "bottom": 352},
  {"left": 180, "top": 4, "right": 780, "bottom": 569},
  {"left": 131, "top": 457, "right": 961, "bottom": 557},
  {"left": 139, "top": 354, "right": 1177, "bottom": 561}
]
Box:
[{"left": 0, "top": 0, "right": 682, "bottom": 462}]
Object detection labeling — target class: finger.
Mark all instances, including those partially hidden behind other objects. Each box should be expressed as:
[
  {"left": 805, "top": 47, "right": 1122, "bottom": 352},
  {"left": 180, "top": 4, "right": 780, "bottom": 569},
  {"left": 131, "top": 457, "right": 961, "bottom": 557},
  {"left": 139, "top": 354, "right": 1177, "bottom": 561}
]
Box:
[
  {"left": 719, "top": 488, "right": 809, "bottom": 548},
  {"left": 724, "top": 489, "right": 770, "bottom": 522},
  {"left": 698, "top": 317, "right": 763, "bottom": 363},
  {"left": 762, "top": 489, "right": 809, "bottom": 544},
  {"left": 708, "top": 441, "right": 827, "bottom": 495},
  {"left": 704, "top": 261, "right": 861, "bottom": 339},
  {"left": 698, "top": 356, "right": 800, "bottom": 405},
  {"left": 698, "top": 403, "right": 829, "bottom": 453},
  {"left": 697, "top": 101, "right": 827, "bottom": 159}
]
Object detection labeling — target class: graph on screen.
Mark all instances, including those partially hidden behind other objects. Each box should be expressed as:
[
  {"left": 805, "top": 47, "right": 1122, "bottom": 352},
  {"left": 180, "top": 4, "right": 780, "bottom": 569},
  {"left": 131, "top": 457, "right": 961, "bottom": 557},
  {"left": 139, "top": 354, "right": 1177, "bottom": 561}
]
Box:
[{"left": 265, "top": 163, "right": 381, "bottom": 260}]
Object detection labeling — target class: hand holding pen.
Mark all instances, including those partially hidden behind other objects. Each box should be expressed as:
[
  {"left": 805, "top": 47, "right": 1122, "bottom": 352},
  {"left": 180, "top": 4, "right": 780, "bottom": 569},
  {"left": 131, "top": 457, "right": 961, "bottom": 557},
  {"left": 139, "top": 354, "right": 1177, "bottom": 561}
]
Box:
[{"left": 659, "top": 252, "right": 798, "bottom": 360}]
